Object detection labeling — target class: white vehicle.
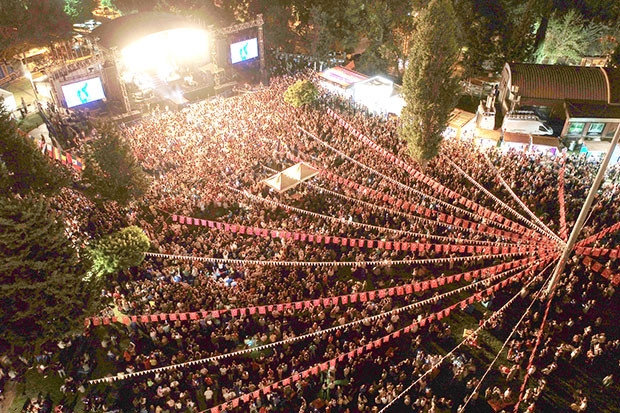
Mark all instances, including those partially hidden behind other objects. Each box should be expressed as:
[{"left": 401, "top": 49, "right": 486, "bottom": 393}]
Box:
[{"left": 502, "top": 111, "right": 554, "bottom": 135}]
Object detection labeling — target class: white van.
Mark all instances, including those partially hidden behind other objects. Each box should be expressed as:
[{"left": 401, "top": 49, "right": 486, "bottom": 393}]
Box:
[{"left": 502, "top": 111, "right": 554, "bottom": 135}]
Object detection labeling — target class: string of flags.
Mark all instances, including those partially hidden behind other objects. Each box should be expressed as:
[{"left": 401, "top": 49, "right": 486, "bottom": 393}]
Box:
[
  {"left": 229, "top": 187, "right": 557, "bottom": 253},
  {"left": 574, "top": 244, "right": 620, "bottom": 259},
  {"left": 170, "top": 214, "right": 556, "bottom": 255},
  {"left": 16, "top": 128, "right": 84, "bottom": 171},
  {"left": 581, "top": 255, "right": 620, "bottom": 285},
  {"left": 558, "top": 153, "right": 568, "bottom": 241},
  {"left": 323, "top": 108, "right": 536, "bottom": 239},
  {"left": 258, "top": 161, "right": 528, "bottom": 246},
  {"left": 279, "top": 153, "right": 528, "bottom": 245},
  {"left": 292, "top": 157, "right": 534, "bottom": 244},
  {"left": 375, "top": 262, "right": 553, "bottom": 413},
  {"left": 479, "top": 151, "right": 563, "bottom": 246},
  {"left": 576, "top": 221, "right": 620, "bottom": 248},
  {"left": 445, "top": 157, "right": 562, "bottom": 245},
  {"left": 84, "top": 257, "right": 549, "bottom": 328},
  {"left": 88, "top": 258, "right": 549, "bottom": 386}
]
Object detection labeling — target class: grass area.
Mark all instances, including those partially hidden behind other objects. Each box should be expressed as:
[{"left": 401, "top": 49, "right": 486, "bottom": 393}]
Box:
[
  {"left": 8, "top": 369, "right": 72, "bottom": 413},
  {"left": 17, "top": 112, "right": 44, "bottom": 133}
]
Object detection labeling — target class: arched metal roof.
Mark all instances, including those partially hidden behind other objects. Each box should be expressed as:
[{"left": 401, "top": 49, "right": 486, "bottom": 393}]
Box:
[
  {"left": 507, "top": 63, "right": 613, "bottom": 104},
  {"left": 91, "top": 12, "right": 202, "bottom": 50}
]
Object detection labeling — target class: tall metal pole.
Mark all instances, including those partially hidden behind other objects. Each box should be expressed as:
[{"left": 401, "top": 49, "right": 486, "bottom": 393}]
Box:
[{"left": 546, "top": 126, "right": 620, "bottom": 295}]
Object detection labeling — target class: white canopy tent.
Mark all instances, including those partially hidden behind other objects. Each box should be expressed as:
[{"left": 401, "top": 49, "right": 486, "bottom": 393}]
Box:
[{"left": 262, "top": 162, "right": 320, "bottom": 193}]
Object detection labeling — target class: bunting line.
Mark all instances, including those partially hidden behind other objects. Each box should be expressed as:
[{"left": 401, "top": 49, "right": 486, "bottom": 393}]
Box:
[
  {"left": 199, "top": 264, "right": 544, "bottom": 413},
  {"left": 379, "top": 260, "right": 554, "bottom": 413},
  {"left": 323, "top": 108, "right": 535, "bottom": 238},
  {"left": 480, "top": 151, "right": 563, "bottom": 244},
  {"left": 460, "top": 265, "right": 552, "bottom": 412},
  {"left": 575, "top": 221, "right": 620, "bottom": 248},
  {"left": 88, "top": 257, "right": 549, "bottom": 385},
  {"left": 558, "top": 152, "right": 568, "bottom": 240},
  {"left": 228, "top": 187, "right": 556, "bottom": 250},
  {"left": 580, "top": 255, "right": 620, "bottom": 285},
  {"left": 260, "top": 163, "right": 527, "bottom": 245},
  {"left": 85, "top": 257, "right": 546, "bottom": 327},
  {"left": 170, "top": 213, "right": 556, "bottom": 255},
  {"left": 445, "top": 157, "right": 564, "bottom": 246},
  {"left": 144, "top": 251, "right": 544, "bottom": 268}
]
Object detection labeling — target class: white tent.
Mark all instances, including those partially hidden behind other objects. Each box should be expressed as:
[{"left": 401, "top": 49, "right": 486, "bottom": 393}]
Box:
[
  {"left": 262, "top": 162, "right": 320, "bottom": 193},
  {"left": 0, "top": 88, "right": 17, "bottom": 113},
  {"left": 282, "top": 162, "right": 319, "bottom": 181},
  {"left": 263, "top": 172, "right": 300, "bottom": 193}
]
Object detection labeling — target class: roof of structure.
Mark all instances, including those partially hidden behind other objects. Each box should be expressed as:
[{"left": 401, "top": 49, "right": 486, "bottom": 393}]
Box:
[
  {"left": 565, "top": 100, "right": 620, "bottom": 119},
  {"left": 91, "top": 12, "right": 201, "bottom": 50},
  {"left": 506, "top": 63, "right": 620, "bottom": 104}
]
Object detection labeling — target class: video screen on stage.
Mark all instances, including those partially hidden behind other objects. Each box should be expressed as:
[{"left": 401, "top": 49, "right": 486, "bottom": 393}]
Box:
[
  {"left": 62, "top": 77, "right": 106, "bottom": 108},
  {"left": 230, "top": 38, "right": 258, "bottom": 64}
]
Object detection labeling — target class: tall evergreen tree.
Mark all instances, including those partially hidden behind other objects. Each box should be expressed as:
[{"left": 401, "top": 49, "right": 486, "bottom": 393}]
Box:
[
  {"left": 399, "top": 0, "right": 461, "bottom": 168},
  {"left": 0, "top": 194, "right": 100, "bottom": 358},
  {"left": 82, "top": 122, "right": 149, "bottom": 205}
]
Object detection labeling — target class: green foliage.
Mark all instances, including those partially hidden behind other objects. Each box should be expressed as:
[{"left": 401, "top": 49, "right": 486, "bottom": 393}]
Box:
[
  {"left": 63, "top": 0, "right": 97, "bottom": 23},
  {"left": 399, "top": 0, "right": 461, "bottom": 167},
  {"left": 0, "top": 102, "right": 70, "bottom": 196},
  {"left": 88, "top": 225, "right": 150, "bottom": 276},
  {"left": 82, "top": 122, "right": 149, "bottom": 205},
  {"left": 0, "top": 0, "right": 72, "bottom": 60},
  {"left": 536, "top": 9, "right": 609, "bottom": 64},
  {"left": 284, "top": 80, "right": 319, "bottom": 108},
  {"left": 0, "top": 194, "right": 98, "bottom": 357},
  {"left": 455, "top": 0, "right": 511, "bottom": 75}
]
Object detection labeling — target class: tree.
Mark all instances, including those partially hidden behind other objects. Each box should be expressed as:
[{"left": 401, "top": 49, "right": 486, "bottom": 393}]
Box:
[
  {"left": 82, "top": 122, "right": 149, "bottom": 205},
  {"left": 0, "top": 0, "right": 73, "bottom": 60},
  {"left": 535, "top": 9, "right": 608, "bottom": 65},
  {"left": 284, "top": 79, "right": 319, "bottom": 107},
  {"left": 88, "top": 225, "right": 150, "bottom": 276},
  {"left": 399, "top": 0, "right": 461, "bottom": 168},
  {"left": 0, "top": 102, "right": 70, "bottom": 196},
  {"left": 0, "top": 194, "right": 100, "bottom": 358},
  {"left": 64, "top": 0, "right": 98, "bottom": 23}
]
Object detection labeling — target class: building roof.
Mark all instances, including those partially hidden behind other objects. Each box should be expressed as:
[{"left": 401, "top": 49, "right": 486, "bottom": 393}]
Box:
[
  {"left": 503, "top": 132, "right": 531, "bottom": 144},
  {"left": 565, "top": 100, "right": 620, "bottom": 120},
  {"left": 506, "top": 63, "right": 619, "bottom": 104},
  {"left": 448, "top": 109, "right": 476, "bottom": 129},
  {"left": 532, "top": 136, "right": 560, "bottom": 147},
  {"left": 319, "top": 66, "right": 368, "bottom": 89},
  {"left": 91, "top": 12, "right": 200, "bottom": 50}
]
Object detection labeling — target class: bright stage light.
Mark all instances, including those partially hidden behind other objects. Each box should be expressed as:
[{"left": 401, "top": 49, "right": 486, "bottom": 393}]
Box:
[{"left": 121, "top": 28, "right": 209, "bottom": 73}]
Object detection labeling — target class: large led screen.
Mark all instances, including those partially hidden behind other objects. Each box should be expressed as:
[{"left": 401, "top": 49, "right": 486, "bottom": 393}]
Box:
[
  {"left": 62, "top": 77, "right": 106, "bottom": 108},
  {"left": 230, "top": 38, "right": 258, "bottom": 64}
]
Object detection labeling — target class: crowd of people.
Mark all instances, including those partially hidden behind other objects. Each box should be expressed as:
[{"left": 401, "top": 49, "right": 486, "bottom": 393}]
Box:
[{"left": 3, "top": 71, "right": 620, "bottom": 413}]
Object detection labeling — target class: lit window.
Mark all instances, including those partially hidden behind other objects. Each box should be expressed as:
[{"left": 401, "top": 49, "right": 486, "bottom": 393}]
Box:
[
  {"left": 587, "top": 123, "right": 605, "bottom": 136},
  {"left": 567, "top": 122, "right": 585, "bottom": 135}
]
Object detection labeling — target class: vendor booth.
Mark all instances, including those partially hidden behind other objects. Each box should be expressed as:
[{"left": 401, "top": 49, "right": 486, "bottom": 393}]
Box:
[
  {"left": 580, "top": 140, "right": 620, "bottom": 164},
  {"left": 444, "top": 109, "right": 477, "bottom": 140},
  {"left": 531, "top": 136, "right": 561, "bottom": 156},
  {"left": 501, "top": 132, "right": 531, "bottom": 152}
]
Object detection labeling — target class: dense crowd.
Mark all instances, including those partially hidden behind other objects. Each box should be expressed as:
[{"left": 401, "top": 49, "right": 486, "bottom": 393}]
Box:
[{"left": 3, "top": 72, "right": 620, "bottom": 413}]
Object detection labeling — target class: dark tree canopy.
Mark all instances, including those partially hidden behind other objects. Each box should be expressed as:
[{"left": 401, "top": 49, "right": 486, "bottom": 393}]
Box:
[
  {"left": 0, "top": 0, "right": 73, "bottom": 60},
  {"left": 82, "top": 122, "right": 149, "bottom": 205},
  {"left": 0, "top": 102, "right": 70, "bottom": 196},
  {"left": 0, "top": 194, "right": 99, "bottom": 357},
  {"left": 399, "top": 0, "right": 461, "bottom": 167}
]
